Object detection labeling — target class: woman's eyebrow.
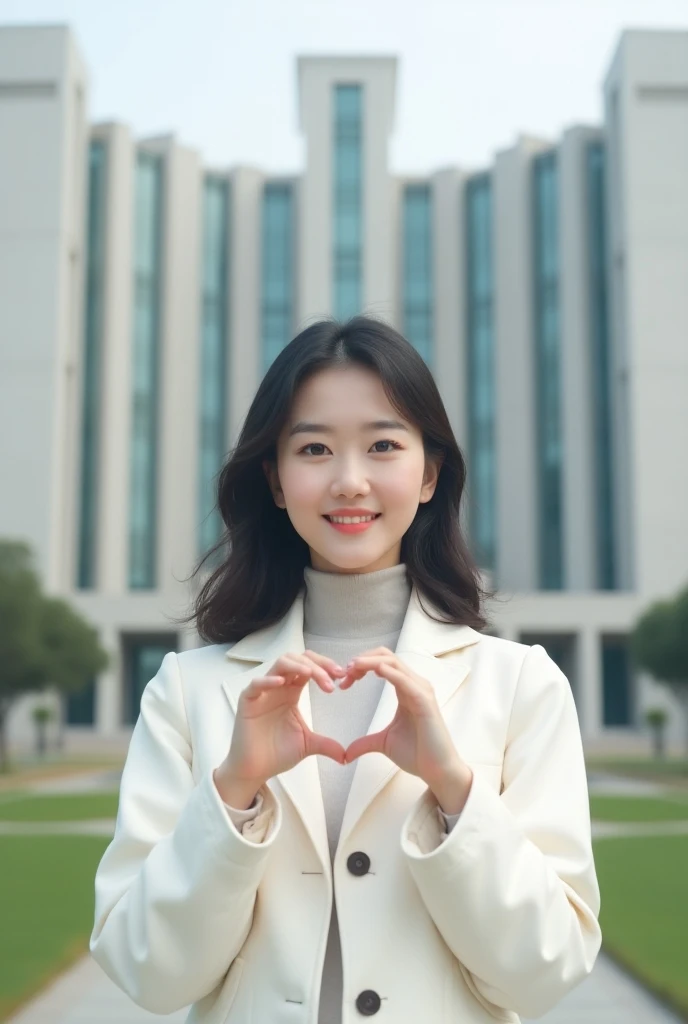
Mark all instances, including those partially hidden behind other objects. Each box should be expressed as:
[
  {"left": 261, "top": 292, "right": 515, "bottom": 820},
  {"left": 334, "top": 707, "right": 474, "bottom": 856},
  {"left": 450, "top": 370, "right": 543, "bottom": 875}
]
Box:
[{"left": 288, "top": 419, "right": 409, "bottom": 437}]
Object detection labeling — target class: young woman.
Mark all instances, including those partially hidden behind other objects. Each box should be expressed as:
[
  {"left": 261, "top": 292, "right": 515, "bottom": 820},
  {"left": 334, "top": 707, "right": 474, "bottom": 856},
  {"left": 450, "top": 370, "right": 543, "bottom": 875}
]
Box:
[{"left": 90, "top": 316, "right": 601, "bottom": 1024}]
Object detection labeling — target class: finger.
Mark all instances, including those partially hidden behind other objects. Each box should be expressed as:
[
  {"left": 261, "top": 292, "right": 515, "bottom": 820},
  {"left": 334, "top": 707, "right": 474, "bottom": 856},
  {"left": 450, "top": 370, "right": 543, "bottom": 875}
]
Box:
[
  {"left": 347, "top": 654, "right": 398, "bottom": 671},
  {"left": 305, "top": 730, "right": 347, "bottom": 764},
  {"left": 289, "top": 654, "right": 338, "bottom": 690},
  {"left": 344, "top": 730, "right": 387, "bottom": 763},
  {"left": 375, "top": 662, "right": 434, "bottom": 709},
  {"left": 344, "top": 660, "right": 428, "bottom": 708},
  {"left": 242, "top": 675, "right": 286, "bottom": 701},
  {"left": 299, "top": 655, "right": 338, "bottom": 693},
  {"left": 303, "top": 650, "right": 346, "bottom": 676},
  {"left": 338, "top": 656, "right": 396, "bottom": 690},
  {"left": 275, "top": 655, "right": 335, "bottom": 692}
]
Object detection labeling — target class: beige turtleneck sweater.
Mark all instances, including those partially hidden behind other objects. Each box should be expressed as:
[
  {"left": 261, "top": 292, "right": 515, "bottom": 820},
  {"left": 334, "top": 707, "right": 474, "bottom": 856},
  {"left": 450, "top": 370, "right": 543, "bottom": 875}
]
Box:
[{"left": 222, "top": 563, "right": 462, "bottom": 1024}]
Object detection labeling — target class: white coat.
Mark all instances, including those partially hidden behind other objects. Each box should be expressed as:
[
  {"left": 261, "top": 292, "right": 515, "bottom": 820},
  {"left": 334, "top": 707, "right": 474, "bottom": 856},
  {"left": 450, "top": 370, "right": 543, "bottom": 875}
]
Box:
[{"left": 90, "top": 582, "right": 602, "bottom": 1024}]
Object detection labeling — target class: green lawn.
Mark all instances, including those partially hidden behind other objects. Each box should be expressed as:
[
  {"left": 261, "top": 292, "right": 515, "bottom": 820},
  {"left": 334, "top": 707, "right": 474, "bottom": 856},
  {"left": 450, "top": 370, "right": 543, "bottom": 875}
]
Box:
[
  {"left": 594, "top": 835, "right": 688, "bottom": 1019},
  {"left": 587, "top": 757, "right": 688, "bottom": 786},
  {"left": 0, "top": 835, "right": 110, "bottom": 1019},
  {"left": 590, "top": 794, "right": 688, "bottom": 822},
  {"left": 0, "top": 792, "right": 119, "bottom": 821}
]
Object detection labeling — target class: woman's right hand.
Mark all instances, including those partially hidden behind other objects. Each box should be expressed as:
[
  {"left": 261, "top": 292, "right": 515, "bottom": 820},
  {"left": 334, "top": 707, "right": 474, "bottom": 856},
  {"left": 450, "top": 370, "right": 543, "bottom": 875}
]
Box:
[{"left": 214, "top": 651, "right": 346, "bottom": 809}]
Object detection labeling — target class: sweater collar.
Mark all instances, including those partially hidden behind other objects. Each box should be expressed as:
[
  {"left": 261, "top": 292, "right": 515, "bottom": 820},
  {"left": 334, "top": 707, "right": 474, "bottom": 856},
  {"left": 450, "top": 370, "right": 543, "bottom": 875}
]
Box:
[{"left": 302, "top": 562, "right": 411, "bottom": 639}]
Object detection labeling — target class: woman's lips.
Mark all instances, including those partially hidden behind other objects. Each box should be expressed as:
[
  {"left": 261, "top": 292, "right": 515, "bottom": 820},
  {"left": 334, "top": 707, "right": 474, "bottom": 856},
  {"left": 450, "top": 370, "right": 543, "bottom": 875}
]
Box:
[{"left": 323, "top": 513, "right": 381, "bottom": 534}]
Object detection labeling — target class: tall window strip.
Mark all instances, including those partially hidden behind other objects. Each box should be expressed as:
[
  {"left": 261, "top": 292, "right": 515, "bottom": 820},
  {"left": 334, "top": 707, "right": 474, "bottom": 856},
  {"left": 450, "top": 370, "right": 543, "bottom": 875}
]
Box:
[
  {"left": 261, "top": 182, "right": 294, "bottom": 374},
  {"left": 533, "top": 151, "right": 564, "bottom": 590},
  {"left": 402, "top": 184, "right": 433, "bottom": 365},
  {"left": 128, "top": 152, "right": 164, "bottom": 589},
  {"left": 333, "top": 84, "right": 363, "bottom": 319},
  {"left": 198, "top": 176, "right": 230, "bottom": 556},
  {"left": 465, "top": 174, "right": 496, "bottom": 572},
  {"left": 77, "top": 139, "right": 108, "bottom": 589},
  {"left": 586, "top": 141, "right": 616, "bottom": 590}
]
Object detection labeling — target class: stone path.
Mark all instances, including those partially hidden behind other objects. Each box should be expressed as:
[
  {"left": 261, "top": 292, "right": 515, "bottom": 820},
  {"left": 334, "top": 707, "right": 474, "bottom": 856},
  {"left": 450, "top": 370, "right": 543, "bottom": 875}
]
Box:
[{"left": 5, "top": 770, "right": 687, "bottom": 1023}]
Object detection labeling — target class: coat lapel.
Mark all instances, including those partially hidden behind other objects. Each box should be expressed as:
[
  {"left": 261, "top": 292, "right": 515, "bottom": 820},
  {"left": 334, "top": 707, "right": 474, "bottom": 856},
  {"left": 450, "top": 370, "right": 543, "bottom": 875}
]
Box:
[{"left": 222, "top": 583, "right": 483, "bottom": 869}]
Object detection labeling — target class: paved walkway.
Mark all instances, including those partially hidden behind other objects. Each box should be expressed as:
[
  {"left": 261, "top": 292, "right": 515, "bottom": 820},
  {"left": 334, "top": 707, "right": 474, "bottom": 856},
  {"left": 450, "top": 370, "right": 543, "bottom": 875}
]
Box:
[{"left": 5, "top": 771, "right": 687, "bottom": 1023}]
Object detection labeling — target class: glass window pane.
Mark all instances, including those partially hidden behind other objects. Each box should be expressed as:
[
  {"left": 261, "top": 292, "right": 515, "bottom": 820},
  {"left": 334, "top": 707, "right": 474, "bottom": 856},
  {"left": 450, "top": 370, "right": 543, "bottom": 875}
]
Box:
[
  {"left": 333, "top": 84, "right": 363, "bottom": 319},
  {"left": 533, "top": 152, "right": 564, "bottom": 590},
  {"left": 77, "top": 140, "right": 108, "bottom": 589},
  {"left": 586, "top": 141, "right": 616, "bottom": 590},
  {"left": 465, "top": 174, "right": 496, "bottom": 572},
  {"left": 198, "top": 176, "right": 230, "bottom": 555},
  {"left": 261, "top": 183, "right": 294, "bottom": 374},
  {"left": 128, "top": 153, "right": 164, "bottom": 589}
]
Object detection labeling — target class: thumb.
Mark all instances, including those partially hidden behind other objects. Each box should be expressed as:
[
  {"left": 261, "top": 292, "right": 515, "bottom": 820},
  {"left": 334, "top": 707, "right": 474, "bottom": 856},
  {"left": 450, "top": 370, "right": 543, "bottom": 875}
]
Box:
[
  {"left": 344, "top": 730, "right": 387, "bottom": 764},
  {"left": 305, "top": 729, "right": 347, "bottom": 764}
]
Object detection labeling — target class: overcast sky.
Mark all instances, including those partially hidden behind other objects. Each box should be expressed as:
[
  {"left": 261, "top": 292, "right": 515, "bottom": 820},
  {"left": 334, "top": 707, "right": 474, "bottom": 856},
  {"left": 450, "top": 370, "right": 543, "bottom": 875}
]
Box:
[{"left": 1, "top": 0, "right": 687, "bottom": 174}]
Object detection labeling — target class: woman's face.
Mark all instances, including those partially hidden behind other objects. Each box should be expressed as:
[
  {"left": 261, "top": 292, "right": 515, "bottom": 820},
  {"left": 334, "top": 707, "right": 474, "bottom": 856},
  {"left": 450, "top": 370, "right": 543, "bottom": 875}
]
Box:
[{"left": 264, "top": 364, "right": 440, "bottom": 574}]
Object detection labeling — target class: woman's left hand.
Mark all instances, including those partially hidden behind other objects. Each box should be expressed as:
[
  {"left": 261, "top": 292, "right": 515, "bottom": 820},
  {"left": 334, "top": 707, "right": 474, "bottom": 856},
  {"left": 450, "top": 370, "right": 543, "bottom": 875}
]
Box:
[{"left": 339, "top": 647, "right": 473, "bottom": 815}]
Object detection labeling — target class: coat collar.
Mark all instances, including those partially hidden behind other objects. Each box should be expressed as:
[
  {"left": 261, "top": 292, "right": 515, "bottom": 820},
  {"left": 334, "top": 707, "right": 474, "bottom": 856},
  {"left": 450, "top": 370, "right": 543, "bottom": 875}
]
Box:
[{"left": 222, "top": 583, "right": 482, "bottom": 874}]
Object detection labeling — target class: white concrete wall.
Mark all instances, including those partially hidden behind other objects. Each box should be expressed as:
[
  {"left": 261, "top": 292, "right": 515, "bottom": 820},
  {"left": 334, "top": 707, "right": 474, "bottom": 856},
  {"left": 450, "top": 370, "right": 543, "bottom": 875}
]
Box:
[
  {"left": 297, "top": 56, "right": 397, "bottom": 323},
  {"left": 0, "top": 26, "right": 87, "bottom": 588},
  {"left": 605, "top": 30, "right": 688, "bottom": 599}
]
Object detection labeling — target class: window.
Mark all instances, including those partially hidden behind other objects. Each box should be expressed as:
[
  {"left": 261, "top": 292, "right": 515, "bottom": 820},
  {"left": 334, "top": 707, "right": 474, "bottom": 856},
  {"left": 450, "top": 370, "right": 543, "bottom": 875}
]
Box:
[
  {"left": 465, "top": 174, "right": 496, "bottom": 571},
  {"left": 198, "top": 176, "right": 229, "bottom": 555},
  {"left": 586, "top": 141, "right": 616, "bottom": 590},
  {"left": 261, "top": 182, "right": 294, "bottom": 373},
  {"left": 122, "top": 634, "right": 178, "bottom": 725},
  {"left": 402, "top": 184, "right": 433, "bottom": 365},
  {"left": 533, "top": 152, "right": 564, "bottom": 590},
  {"left": 128, "top": 152, "right": 164, "bottom": 589},
  {"left": 602, "top": 635, "right": 634, "bottom": 726},
  {"left": 333, "top": 84, "right": 363, "bottom": 319},
  {"left": 77, "top": 140, "right": 107, "bottom": 589},
  {"left": 66, "top": 678, "right": 96, "bottom": 726}
]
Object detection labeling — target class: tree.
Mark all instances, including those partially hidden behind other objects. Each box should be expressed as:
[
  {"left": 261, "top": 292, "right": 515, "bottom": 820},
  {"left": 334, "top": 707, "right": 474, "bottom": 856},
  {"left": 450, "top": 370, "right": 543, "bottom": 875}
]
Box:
[
  {"left": 0, "top": 539, "right": 108, "bottom": 772},
  {"left": 0, "top": 541, "right": 45, "bottom": 771},
  {"left": 630, "top": 583, "right": 688, "bottom": 758}
]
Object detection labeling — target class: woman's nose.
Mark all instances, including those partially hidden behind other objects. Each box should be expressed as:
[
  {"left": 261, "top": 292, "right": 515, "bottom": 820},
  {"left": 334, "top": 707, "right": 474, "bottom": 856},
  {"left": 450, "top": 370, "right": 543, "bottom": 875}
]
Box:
[{"left": 330, "top": 458, "right": 370, "bottom": 497}]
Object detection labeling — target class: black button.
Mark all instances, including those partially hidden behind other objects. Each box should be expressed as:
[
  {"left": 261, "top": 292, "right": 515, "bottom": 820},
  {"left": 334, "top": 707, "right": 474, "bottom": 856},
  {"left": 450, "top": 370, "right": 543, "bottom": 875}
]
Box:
[
  {"left": 356, "top": 990, "right": 381, "bottom": 1015},
  {"left": 347, "top": 851, "right": 371, "bottom": 876}
]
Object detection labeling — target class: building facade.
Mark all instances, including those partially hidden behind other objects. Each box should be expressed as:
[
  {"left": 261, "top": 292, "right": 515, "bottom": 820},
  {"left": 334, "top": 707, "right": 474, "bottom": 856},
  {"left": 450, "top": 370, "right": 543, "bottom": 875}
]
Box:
[{"left": 1, "top": 25, "right": 688, "bottom": 750}]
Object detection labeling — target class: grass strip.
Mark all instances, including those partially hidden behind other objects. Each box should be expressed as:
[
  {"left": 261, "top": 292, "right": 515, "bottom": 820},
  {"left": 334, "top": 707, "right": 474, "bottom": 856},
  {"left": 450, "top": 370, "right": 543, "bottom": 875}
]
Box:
[
  {"left": 0, "top": 835, "right": 110, "bottom": 1019},
  {"left": 590, "top": 794, "right": 688, "bottom": 822},
  {"left": 594, "top": 835, "right": 688, "bottom": 1019},
  {"left": 0, "top": 792, "right": 119, "bottom": 821}
]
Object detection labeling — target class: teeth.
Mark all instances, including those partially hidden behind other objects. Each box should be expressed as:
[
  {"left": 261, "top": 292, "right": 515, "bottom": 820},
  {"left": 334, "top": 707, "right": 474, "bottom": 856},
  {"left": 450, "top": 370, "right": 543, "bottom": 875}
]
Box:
[{"left": 328, "top": 515, "right": 377, "bottom": 524}]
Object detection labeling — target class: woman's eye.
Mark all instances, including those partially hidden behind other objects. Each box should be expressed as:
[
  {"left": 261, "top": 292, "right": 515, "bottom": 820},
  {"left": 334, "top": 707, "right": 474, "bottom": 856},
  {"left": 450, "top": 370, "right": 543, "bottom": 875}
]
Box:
[
  {"left": 301, "top": 443, "right": 328, "bottom": 456},
  {"left": 371, "top": 440, "right": 401, "bottom": 453}
]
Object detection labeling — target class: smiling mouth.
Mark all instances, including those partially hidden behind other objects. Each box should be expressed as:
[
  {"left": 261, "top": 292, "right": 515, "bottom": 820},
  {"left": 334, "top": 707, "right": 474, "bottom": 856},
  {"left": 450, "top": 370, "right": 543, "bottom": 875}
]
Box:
[{"left": 323, "top": 514, "right": 382, "bottom": 524}]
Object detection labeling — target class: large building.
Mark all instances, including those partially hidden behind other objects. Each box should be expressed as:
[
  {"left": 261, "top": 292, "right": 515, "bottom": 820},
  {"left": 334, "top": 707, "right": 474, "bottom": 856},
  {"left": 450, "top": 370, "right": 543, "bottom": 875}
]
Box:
[{"left": 1, "top": 24, "right": 687, "bottom": 751}]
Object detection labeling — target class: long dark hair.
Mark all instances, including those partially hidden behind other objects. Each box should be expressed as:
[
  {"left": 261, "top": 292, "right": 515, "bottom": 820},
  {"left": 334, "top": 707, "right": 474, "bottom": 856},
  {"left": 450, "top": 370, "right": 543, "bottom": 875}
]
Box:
[{"left": 183, "top": 315, "right": 492, "bottom": 643}]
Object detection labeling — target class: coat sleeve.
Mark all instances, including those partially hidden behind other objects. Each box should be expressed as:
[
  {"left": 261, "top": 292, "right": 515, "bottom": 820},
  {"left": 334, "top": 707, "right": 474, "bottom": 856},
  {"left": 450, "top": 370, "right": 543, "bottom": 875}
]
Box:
[
  {"left": 400, "top": 643, "right": 602, "bottom": 1020},
  {"left": 89, "top": 652, "right": 281, "bottom": 1014}
]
